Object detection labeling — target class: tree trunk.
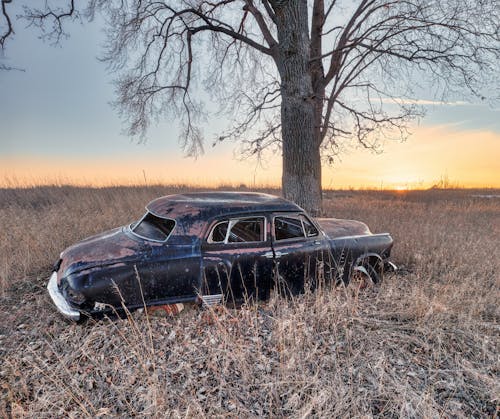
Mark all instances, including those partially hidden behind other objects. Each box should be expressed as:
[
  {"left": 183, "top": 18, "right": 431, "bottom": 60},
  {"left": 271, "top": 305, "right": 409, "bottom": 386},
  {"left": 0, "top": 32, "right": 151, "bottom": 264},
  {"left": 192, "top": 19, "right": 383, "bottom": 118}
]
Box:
[{"left": 274, "top": 0, "right": 323, "bottom": 215}]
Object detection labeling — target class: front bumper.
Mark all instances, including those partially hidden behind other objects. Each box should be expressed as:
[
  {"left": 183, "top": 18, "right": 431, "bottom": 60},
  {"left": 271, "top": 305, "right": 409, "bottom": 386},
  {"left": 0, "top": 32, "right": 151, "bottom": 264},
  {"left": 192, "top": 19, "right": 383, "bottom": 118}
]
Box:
[{"left": 47, "top": 272, "right": 81, "bottom": 321}]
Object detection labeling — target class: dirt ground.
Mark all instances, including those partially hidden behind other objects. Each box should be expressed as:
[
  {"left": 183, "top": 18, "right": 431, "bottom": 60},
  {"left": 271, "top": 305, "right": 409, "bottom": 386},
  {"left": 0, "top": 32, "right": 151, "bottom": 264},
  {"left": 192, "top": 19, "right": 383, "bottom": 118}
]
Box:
[{"left": 0, "top": 186, "right": 498, "bottom": 417}]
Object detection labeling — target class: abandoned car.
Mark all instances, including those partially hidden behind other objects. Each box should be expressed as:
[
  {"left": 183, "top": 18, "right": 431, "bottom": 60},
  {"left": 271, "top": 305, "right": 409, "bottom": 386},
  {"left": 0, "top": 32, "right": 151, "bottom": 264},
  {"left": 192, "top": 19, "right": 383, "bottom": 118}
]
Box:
[{"left": 47, "top": 192, "right": 396, "bottom": 321}]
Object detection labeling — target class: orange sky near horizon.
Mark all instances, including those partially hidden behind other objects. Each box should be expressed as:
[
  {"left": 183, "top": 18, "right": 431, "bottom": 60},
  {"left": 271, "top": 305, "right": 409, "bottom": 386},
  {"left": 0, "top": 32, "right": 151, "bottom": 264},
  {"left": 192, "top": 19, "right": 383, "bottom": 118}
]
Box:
[
  {"left": 2, "top": 124, "right": 499, "bottom": 190},
  {"left": 2, "top": 12, "right": 499, "bottom": 192}
]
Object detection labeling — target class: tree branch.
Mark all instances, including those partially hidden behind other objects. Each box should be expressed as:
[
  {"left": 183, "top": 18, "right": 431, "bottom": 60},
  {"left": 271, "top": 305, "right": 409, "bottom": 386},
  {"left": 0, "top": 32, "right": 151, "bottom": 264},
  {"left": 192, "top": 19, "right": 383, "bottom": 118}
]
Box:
[
  {"left": 244, "top": 0, "right": 278, "bottom": 52},
  {"left": 190, "top": 24, "right": 272, "bottom": 56},
  {"left": 261, "top": 0, "right": 277, "bottom": 24},
  {"left": 0, "top": 0, "right": 13, "bottom": 48},
  {"left": 23, "top": 0, "right": 78, "bottom": 43}
]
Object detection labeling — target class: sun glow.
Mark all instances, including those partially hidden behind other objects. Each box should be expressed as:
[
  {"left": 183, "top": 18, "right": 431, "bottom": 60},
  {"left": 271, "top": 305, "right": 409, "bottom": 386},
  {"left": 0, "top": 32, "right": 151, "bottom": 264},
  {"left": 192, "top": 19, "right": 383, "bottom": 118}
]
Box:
[
  {"left": 1, "top": 125, "right": 500, "bottom": 190},
  {"left": 394, "top": 185, "right": 409, "bottom": 191}
]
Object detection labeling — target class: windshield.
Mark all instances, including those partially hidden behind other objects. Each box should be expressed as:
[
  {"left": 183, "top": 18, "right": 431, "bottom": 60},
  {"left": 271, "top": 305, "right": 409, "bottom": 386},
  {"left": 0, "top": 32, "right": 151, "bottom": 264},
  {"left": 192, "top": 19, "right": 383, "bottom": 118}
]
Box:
[{"left": 131, "top": 212, "right": 175, "bottom": 242}]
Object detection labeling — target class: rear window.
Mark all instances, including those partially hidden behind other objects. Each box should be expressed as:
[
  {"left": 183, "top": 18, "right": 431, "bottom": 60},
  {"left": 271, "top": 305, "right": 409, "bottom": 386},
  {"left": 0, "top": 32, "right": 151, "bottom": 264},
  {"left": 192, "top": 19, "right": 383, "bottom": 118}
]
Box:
[
  {"left": 301, "top": 215, "right": 319, "bottom": 237},
  {"left": 131, "top": 212, "right": 175, "bottom": 242}
]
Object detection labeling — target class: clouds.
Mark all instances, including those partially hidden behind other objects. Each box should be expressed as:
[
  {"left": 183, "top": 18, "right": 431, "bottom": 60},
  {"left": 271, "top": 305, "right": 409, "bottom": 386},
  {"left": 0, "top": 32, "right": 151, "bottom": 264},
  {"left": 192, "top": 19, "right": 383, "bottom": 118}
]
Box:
[
  {"left": 1, "top": 10, "right": 498, "bottom": 190},
  {"left": 381, "top": 98, "right": 470, "bottom": 106}
]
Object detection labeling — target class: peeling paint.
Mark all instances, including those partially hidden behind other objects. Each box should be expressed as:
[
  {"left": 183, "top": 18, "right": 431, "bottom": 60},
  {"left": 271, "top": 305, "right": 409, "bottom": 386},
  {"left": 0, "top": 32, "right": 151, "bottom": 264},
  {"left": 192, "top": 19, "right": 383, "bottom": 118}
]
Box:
[{"left": 47, "top": 192, "right": 395, "bottom": 321}]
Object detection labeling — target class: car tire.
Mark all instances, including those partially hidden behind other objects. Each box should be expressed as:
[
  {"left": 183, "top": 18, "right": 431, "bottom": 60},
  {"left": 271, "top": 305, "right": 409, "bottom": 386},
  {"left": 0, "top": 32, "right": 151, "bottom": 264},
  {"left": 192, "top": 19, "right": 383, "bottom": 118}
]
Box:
[{"left": 349, "top": 259, "right": 383, "bottom": 289}]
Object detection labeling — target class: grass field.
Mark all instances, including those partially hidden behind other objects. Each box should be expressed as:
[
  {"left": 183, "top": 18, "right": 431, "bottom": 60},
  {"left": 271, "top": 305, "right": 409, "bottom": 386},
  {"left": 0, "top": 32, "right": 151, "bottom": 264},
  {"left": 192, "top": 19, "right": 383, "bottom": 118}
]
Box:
[{"left": 0, "top": 186, "right": 498, "bottom": 417}]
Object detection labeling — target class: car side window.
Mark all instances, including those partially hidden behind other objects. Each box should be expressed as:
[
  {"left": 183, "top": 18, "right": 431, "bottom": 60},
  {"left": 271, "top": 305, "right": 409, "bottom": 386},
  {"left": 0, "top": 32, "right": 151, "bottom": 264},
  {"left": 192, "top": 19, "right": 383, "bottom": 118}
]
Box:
[
  {"left": 301, "top": 215, "right": 319, "bottom": 237},
  {"left": 208, "top": 217, "right": 265, "bottom": 244},
  {"left": 228, "top": 219, "right": 264, "bottom": 243},
  {"left": 209, "top": 221, "right": 229, "bottom": 243},
  {"left": 274, "top": 216, "right": 305, "bottom": 240}
]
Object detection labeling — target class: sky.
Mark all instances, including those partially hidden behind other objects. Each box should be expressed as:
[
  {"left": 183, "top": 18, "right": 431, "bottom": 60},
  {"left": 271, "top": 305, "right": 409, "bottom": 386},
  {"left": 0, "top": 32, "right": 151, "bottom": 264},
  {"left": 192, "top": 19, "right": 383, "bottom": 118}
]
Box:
[{"left": 1, "top": 13, "right": 499, "bottom": 190}]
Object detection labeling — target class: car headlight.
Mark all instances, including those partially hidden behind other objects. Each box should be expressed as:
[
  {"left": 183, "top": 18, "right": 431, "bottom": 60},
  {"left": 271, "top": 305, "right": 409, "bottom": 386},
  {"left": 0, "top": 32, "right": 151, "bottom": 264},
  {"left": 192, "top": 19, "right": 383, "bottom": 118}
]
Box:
[
  {"left": 66, "top": 288, "right": 86, "bottom": 305},
  {"left": 61, "top": 281, "right": 86, "bottom": 305}
]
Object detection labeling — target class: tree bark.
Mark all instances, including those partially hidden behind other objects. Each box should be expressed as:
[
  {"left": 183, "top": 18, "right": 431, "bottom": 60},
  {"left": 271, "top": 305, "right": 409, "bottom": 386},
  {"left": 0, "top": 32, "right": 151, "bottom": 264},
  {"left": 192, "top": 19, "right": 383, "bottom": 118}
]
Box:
[{"left": 274, "top": 0, "right": 323, "bottom": 215}]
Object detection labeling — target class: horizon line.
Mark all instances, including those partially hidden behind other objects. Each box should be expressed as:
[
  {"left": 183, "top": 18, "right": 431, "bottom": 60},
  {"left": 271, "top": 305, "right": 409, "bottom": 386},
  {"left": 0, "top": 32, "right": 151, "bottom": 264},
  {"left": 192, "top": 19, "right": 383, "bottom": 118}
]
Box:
[{"left": 1, "top": 179, "right": 499, "bottom": 192}]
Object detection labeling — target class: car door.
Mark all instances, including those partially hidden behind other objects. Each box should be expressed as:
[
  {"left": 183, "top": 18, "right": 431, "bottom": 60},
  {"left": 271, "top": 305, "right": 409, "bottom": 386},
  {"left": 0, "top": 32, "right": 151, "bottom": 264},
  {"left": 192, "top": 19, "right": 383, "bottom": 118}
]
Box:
[
  {"left": 135, "top": 240, "right": 201, "bottom": 304},
  {"left": 201, "top": 215, "right": 274, "bottom": 304},
  {"left": 113, "top": 214, "right": 201, "bottom": 307},
  {"left": 271, "top": 213, "right": 330, "bottom": 295}
]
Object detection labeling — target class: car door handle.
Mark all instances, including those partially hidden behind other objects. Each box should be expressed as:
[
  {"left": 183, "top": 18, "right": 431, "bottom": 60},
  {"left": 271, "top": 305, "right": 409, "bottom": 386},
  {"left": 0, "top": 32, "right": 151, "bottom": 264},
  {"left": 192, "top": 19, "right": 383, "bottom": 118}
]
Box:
[
  {"left": 314, "top": 240, "right": 321, "bottom": 245},
  {"left": 264, "top": 251, "right": 287, "bottom": 259}
]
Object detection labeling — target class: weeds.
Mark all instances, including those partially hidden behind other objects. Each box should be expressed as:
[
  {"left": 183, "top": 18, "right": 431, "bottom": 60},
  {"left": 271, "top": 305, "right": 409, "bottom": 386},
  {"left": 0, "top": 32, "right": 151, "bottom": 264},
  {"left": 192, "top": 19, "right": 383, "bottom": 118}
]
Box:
[{"left": 0, "top": 186, "right": 499, "bottom": 417}]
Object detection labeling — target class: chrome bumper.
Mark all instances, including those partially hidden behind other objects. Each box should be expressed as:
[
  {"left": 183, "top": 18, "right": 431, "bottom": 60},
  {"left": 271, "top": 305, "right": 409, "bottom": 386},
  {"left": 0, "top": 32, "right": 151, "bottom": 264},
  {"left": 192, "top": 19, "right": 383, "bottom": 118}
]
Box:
[{"left": 47, "top": 272, "right": 80, "bottom": 321}]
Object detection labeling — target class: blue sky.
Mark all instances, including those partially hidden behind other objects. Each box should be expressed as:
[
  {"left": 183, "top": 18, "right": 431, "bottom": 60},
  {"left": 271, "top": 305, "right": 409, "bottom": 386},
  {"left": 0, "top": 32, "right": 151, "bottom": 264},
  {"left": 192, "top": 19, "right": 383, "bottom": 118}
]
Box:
[{"left": 1, "top": 12, "right": 499, "bottom": 189}]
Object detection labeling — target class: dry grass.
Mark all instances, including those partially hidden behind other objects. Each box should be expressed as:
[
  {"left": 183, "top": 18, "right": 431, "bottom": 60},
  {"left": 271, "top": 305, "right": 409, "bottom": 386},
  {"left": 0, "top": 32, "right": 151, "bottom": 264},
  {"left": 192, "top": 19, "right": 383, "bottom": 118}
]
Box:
[{"left": 0, "top": 186, "right": 499, "bottom": 417}]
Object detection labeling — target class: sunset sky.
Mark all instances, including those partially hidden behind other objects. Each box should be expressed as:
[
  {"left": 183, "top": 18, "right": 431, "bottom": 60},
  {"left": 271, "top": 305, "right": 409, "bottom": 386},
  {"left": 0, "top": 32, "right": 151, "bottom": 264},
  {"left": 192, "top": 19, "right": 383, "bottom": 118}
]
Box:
[{"left": 1, "top": 16, "right": 499, "bottom": 190}]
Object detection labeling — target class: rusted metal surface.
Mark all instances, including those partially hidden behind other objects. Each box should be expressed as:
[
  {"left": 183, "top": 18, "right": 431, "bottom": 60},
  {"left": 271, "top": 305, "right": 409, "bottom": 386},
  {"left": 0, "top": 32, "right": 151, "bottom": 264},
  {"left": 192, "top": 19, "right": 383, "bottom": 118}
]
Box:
[
  {"left": 316, "top": 218, "right": 371, "bottom": 238},
  {"left": 47, "top": 192, "right": 395, "bottom": 321},
  {"left": 59, "top": 228, "right": 144, "bottom": 279},
  {"left": 147, "top": 192, "right": 300, "bottom": 238}
]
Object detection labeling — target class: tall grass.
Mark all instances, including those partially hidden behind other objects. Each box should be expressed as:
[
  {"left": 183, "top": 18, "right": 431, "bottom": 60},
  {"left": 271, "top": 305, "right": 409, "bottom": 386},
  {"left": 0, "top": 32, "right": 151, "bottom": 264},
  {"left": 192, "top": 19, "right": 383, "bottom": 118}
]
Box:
[{"left": 0, "top": 186, "right": 498, "bottom": 417}]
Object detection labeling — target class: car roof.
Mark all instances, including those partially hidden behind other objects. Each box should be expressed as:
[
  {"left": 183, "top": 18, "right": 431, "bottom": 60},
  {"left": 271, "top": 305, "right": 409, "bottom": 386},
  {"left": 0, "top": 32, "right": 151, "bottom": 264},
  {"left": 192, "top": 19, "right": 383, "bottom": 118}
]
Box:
[{"left": 146, "top": 192, "right": 302, "bottom": 221}]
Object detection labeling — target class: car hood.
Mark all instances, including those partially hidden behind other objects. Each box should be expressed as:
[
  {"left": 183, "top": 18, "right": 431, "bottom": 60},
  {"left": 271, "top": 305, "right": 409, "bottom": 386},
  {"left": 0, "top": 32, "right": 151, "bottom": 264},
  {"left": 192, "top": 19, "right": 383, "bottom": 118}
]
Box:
[
  {"left": 316, "top": 218, "right": 371, "bottom": 239},
  {"left": 58, "top": 227, "right": 148, "bottom": 277}
]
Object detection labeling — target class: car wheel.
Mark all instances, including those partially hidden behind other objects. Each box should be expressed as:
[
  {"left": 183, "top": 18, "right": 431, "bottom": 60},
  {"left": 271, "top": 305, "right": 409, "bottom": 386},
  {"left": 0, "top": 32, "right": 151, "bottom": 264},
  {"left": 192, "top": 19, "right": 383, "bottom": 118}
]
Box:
[{"left": 350, "top": 260, "right": 383, "bottom": 290}]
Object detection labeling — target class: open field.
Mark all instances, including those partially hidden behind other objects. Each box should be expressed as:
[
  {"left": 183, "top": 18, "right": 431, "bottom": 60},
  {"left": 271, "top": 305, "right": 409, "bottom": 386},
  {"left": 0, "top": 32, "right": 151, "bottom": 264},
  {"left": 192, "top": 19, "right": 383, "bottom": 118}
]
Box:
[{"left": 0, "top": 186, "right": 499, "bottom": 417}]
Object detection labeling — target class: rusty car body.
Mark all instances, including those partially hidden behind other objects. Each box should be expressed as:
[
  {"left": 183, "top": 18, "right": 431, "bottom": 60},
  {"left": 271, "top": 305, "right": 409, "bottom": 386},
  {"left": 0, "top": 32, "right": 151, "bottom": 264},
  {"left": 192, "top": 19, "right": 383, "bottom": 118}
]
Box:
[{"left": 47, "top": 192, "right": 396, "bottom": 321}]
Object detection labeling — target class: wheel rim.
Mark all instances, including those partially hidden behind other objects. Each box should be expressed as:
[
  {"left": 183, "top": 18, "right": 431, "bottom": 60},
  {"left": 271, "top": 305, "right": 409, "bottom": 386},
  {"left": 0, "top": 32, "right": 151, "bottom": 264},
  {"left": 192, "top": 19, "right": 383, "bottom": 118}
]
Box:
[{"left": 350, "top": 265, "right": 375, "bottom": 290}]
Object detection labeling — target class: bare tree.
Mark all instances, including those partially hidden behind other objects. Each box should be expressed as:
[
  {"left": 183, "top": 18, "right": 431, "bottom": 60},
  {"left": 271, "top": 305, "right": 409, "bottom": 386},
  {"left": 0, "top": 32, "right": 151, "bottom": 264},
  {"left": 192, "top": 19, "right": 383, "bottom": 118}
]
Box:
[{"left": 2, "top": 1, "right": 499, "bottom": 214}]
